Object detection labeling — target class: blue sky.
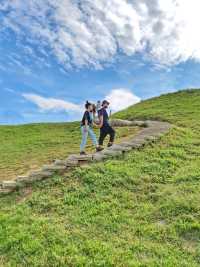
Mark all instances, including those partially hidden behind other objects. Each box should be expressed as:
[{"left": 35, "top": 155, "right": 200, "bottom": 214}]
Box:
[{"left": 1, "top": 0, "right": 200, "bottom": 124}]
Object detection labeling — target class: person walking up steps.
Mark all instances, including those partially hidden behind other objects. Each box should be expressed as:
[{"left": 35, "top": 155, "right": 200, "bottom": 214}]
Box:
[
  {"left": 98, "top": 100, "right": 115, "bottom": 148},
  {"left": 80, "top": 101, "right": 103, "bottom": 155}
]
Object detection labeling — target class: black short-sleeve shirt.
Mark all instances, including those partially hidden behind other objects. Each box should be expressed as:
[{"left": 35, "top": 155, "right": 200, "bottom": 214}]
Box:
[
  {"left": 81, "top": 111, "right": 92, "bottom": 126},
  {"left": 98, "top": 108, "right": 109, "bottom": 127}
]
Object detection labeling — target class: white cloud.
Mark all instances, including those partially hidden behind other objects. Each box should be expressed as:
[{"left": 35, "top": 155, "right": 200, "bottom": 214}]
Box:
[
  {"left": 23, "top": 89, "right": 140, "bottom": 116},
  {"left": 105, "top": 89, "right": 140, "bottom": 112},
  {"left": 22, "top": 93, "right": 82, "bottom": 114},
  {"left": 1, "top": 0, "right": 200, "bottom": 68}
]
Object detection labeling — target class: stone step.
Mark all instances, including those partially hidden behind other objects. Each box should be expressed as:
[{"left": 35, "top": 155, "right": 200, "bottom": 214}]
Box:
[
  {"left": 108, "top": 144, "right": 132, "bottom": 152},
  {"left": 1, "top": 180, "right": 17, "bottom": 189},
  {"left": 16, "top": 172, "right": 53, "bottom": 186},
  {"left": 101, "top": 149, "right": 123, "bottom": 157},
  {"left": 54, "top": 159, "right": 79, "bottom": 167},
  {"left": 67, "top": 154, "right": 93, "bottom": 162},
  {"left": 110, "top": 119, "right": 134, "bottom": 127},
  {"left": 120, "top": 140, "right": 145, "bottom": 149},
  {"left": 42, "top": 164, "right": 67, "bottom": 172},
  {"left": 110, "top": 119, "right": 147, "bottom": 127},
  {"left": 16, "top": 176, "right": 31, "bottom": 185},
  {"left": 93, "top": 153, "right": 108, "bottom": 162},
  {"left": 0, "top": 188, "right": 14, "bottom": 195},
  {"left": 26, "top": 171, "right": 53, "bottom": 183}
]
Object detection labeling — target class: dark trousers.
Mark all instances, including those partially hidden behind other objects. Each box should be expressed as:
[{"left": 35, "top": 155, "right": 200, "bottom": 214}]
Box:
[{"left": 99, "top": 125, "right": 115, "bottom": 146}]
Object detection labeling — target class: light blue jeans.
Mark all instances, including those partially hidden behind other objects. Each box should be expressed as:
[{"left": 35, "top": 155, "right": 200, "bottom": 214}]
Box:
[{"left": 80, "top": 126, "right": 98, "bottom": 152}]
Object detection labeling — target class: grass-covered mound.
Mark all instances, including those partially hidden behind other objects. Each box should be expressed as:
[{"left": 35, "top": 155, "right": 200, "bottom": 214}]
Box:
[
  {"left": 0, "top": 122, "right": 138, "bottom": 181},
  {"left": 1, "top": 89, "right": 200, "bottom": 266}
]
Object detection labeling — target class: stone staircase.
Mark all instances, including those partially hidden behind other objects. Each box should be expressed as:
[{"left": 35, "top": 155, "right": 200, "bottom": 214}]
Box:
[{"left": 0, "top": 119, "right": 172, "bottom": 196}]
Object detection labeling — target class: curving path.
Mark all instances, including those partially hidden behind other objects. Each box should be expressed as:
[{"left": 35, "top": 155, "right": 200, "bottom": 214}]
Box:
[{"left": 0, "top": 119, "right": 172, "bottom": 195}]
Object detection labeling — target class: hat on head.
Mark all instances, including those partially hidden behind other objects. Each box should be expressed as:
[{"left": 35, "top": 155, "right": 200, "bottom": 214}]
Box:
[{"left": 102, "top": 100, "right": 110, "bottom": 106}]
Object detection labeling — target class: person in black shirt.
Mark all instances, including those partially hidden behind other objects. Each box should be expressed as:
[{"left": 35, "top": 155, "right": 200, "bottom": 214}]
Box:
[
  {"left": 80, "top": 101, "right": 103, "bottom": 155},
  {"left": 98, "top": 100, "right": 115, "bottom": 148}
]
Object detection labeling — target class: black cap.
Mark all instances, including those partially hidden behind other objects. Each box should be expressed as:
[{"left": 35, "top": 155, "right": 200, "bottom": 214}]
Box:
[{"left": 102, "top": 100, "right": 110, "bottom": 106}]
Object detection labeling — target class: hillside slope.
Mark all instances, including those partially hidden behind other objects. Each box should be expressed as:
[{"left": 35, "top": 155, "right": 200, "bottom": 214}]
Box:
[
  {"left": 1, "top": 89, "right": 200, "bottom": 266},
  {"left": 0, "top": 122, "right": 138, "bottom": 181},
  {"left": 115, "top": 89, "right": 200, "bottom": 128}
]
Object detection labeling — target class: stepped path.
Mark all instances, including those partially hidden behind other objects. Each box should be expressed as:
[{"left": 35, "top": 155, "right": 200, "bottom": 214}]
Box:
[{"left": 0, "top": 119, "right": 172, "bottom": 195}]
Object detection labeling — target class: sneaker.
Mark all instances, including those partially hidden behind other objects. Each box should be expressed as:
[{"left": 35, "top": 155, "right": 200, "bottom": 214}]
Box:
[
  {"left": 107, "top": 142, "right": 113, "bottom": 147},
  {"left": 80, "top": 151, "right": 87, "bottom": 155},
  {"left": 96, "top": 147, "right": 104, "bottom": 152}
]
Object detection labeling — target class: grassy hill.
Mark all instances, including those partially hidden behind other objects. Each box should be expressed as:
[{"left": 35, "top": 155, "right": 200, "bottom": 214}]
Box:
[
  {"left": 1, "top": 89, "right": 200, "bottom": 266},
  {"left": 0, "top": 123, "right": 138, "bottom": 181}
]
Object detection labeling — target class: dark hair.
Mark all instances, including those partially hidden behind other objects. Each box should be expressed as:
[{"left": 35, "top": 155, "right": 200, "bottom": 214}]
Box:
[
  {"left": 85, "top": 101, "right": 92, "bottom": 109},
  {"left": 92, "top": 104, "right": 96, "bottom": 113},
  {"left": 102, "top": 100, "right": 110, "bottom": 106}
]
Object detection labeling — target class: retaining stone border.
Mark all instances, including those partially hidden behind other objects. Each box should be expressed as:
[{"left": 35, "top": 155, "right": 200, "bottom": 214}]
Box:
[{"left": 0, "top": 119, "right": 172, "bottom": 196}]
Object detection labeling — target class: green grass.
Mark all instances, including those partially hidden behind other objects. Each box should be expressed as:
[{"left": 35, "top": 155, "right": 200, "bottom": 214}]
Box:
[
  {"left": 1, "top": 89, "right": 200, "bottom": 266},
  {"left": 0, "top": 123, "right": 139, "bottom": 181}
]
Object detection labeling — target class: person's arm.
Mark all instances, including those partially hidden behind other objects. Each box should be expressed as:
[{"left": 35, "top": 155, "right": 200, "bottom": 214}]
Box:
[
  {"left": 84, "top": 119, "right": 89, "bottom": 132},
  {"left": 82, "top": 111, "right": 89, "bottom": 132},
  {"left": 97, "top": 109, "right": 104, "bottom": 128},
  {"left": 98, "top": 115, "right": 103, "bottom": 128}
]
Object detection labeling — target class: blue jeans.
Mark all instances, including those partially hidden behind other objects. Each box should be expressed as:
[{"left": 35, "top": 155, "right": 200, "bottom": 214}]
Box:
[{"left": 80, "top": 126, "right": 98, "bottom": 152}]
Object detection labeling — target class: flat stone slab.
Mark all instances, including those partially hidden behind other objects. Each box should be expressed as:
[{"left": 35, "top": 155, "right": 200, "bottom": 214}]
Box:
[
  {"left": 92, "top": 153, "right": 108, "bottom": 162},
  {"left": 108, "top": 144, "right": 132, "bottom": 152},
  {"left": 67, "top": 154, "right": 93, "bottom": 162},
  {"left": 16, "top": 176, "right": 31, "bottom": 185},
  {"left": 54, "top": 159, "right": 79, "bottom": 167},
  {"left": 101, "top": 149, "right": 123, "bottom": 157},
  {"left": 1, "top": 180, "right": 17, "bottom": 189},
  {"left": 0, "top": 188, "right": 14, "bottom": 195},
  {"left": 25, "top": 171, "right": 53, "bottom": 183},
  {"left": 110, "top": 119, "right": 134, "bottom": 127},
  {"left": 42, "top": 164, "right": 66, "bottom": 172},
  {"left": 120, "top": 140, "right": 145, "bottom": 149},
  {"left": 110, "top": 119, "right": 147, "bottom": 127}
]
